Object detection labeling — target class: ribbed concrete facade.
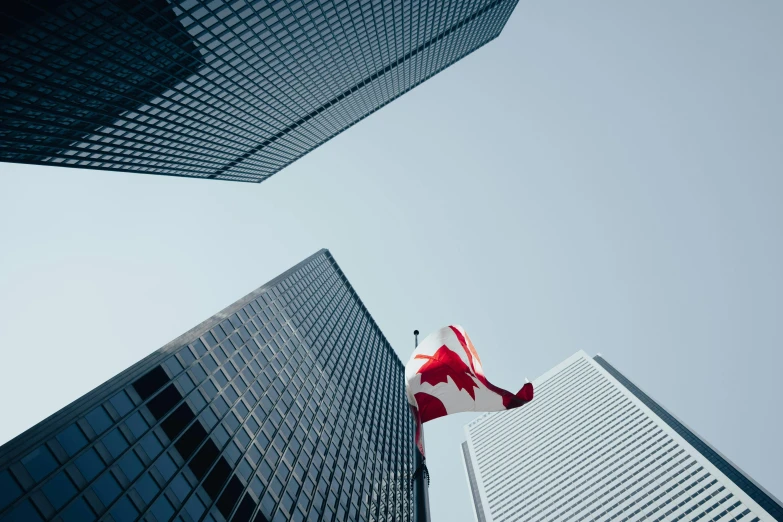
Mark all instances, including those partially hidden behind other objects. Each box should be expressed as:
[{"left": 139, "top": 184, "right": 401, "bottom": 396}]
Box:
[{"left": 462, "top": 351, "right": 782, "bottom": 522}]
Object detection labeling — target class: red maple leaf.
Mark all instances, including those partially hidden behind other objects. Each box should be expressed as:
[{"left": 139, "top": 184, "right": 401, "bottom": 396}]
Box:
[{"left": 415, "top": 345, "right": 479, "bottom": 400}]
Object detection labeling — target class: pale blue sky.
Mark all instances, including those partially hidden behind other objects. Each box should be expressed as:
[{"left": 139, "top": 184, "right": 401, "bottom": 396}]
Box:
[{"left": 1, "top": 2, "right": 782, "bottom": 521}]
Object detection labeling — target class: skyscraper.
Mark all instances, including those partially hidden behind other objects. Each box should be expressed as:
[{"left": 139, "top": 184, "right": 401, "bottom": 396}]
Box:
[
  {"left": 0, "top": 0, "right": 520, "bottom": 182},
  {"left": 0, "top": 249, "right": 415, "bottom": 522},
  {"left": 461, "top": 351, "right": 782, "bottom": 522}
]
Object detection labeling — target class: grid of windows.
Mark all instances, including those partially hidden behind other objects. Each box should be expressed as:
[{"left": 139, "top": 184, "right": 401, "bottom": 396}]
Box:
[
  {"left": 461, "top": 352, "right": 779, "bottom": 522},
  {"left": 0, "top": 249, "right": 414, "bottom": 522},
  {"left": 1, "top": 0, "right": 519, "bottom": 182}
]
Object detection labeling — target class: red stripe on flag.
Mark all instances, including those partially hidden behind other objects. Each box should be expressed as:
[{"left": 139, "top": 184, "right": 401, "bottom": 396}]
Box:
[{"left": 414, "top": 392, "right": 448, "bottom": 423}]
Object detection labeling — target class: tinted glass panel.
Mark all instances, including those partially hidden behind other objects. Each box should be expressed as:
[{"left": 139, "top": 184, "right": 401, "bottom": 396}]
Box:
[
  {"left": 56, "top": 425, "right": 87, "bottom": 457},
  {"left": 75, "top": 448, "right": 105, "bottom": 482},
  {"left": 132, "top": 366, "right": 170, "bottom": 401},
  {"left": 21, "top": 446, "right": 57, "bottom": 482},
  {"left": 85, "top": 406, "right": 112, "bottom": 435},
  {"left": 102, "top": 429, "right": 129, "bottom": 459},
  {"left": 0, "top": 470, "right": 22, "bottom": 511},
  {"left": 1, "top": 499, "right": 43, "bottom": 522},
  {"left": 109, "top": 391, "right": 134, "bottom": 417},
  {"left": 134, "top": 473, "right": 159, "bottom": 505},
  {"left": 41, "top": 471, "right": 77, "bottom": 509},
  {"left": 118, "top": 451, "right": 143, "bottom": 481},
  {"left": 61, "top": 496, "right": 95, "bottom": 522},
  {"left": 151, "top": 495, "right": 175, "bottom": 522},
  {"left": 92, "top": 472, "right": 121, "bottom": 505},
  {"left": 110, "top": 496, "right": 139, "bottom": 522}
]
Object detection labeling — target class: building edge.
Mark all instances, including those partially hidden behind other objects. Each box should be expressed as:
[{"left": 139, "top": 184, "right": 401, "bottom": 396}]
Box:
[
  {"left": 0, "top": 248, "right": 384, "bottom": 468},
  {"left": 594, "top": 355, "right": 783, "bottom": 521},
  {"left": 461, "top": 441, "right": 487, "bottom": 522}
]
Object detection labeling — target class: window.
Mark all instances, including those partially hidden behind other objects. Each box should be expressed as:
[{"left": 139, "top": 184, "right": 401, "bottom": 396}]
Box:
[
  {"left": 177, "top": 373, "right": 195, "bottom": 394},
  {"left": 179, "top": 346, "right": 197, "bottom": 366},
  {"left": 85, "top": 406, "right": 112, "bottom": 435},
  {"left": 217, "top": 475, "right": 244, "bottom": 517},
  {"left": 155, "top": 453, "right": 177, "bottom": 482},
  {"left": 56, "top": 424, "right": 87, "bottom": 457},
  {"left": 92, "top": 471, "right": 121, "bottom": 505},
  {"left": 3, "top": 499, "right": 43, "bottom": 522},
  {"left": 151, "top": 495, "right": 175, "bottom": 522},
  {"left": 110, "top": 391, "right": 134, "bottom": 417},
  {"left": 165, "top": 356, "right": 184, "bottom": 376},
  {"left": 75, "top": 448, "right": 105, "bottom": 482},
  {"left": 0, "top": 470, "right": 22, "bottom": 511},
  {"left": 102, "top": 429, "right": 129, "bottom": 459},
  {"left": 134, "top": 472, "right": 159, "bottom": 505},
  {"left": 132, "top": 366, "right": 169, "bottom": 400},
  {"left": 203, "top": 457, "right": 231, "bottom": 499},
  {"left": 41, "top": 471, "right": 77, "bottom": 509},
  {"left": 169, "top": 474, "right": 191, "bottom": 502},
  {"left": 118, "top": 450, "right": 143, "bottom": 481},
  {"left": 110, "top": 496, "right": 139, "bottom": 522},
  {"left": 139, "top": 432, "right": 163, "bottom": 459},
  {"left": 147, "top": 384, "right": 183, "bottom": 420},
  {"left": 125, "top": 412, "right": 149, "bottom": 438},
  {"left": 185, "top": 495, "right": 206, "bottom": 520},
  {"left": 21, "top": 446, "right": 57, "bottom": 482}
]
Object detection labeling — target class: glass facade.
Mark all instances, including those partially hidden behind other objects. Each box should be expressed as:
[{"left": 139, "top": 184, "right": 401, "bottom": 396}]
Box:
[
  {"left": 462, "top": 352, "right": 782, "bottom": 522},
  {"left": 0, "top": 249, "right": 414, "bottom": 522},
  {"left": 593, "top": 356, "right": 783, "bottom": 522},
  {"left": 0, "top": 0, "right": 520, "bottom": 182}
]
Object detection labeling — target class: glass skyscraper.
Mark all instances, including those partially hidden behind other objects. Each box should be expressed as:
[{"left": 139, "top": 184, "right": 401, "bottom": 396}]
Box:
[
  {"left": 461, "top": 351, "right": 783, "bottom": 522},
  {"left": 0, "top": 249, "right": 415, "bottom": 522},
  {"left": 0, "top": 0, "right": 520, "bottom": 182}
]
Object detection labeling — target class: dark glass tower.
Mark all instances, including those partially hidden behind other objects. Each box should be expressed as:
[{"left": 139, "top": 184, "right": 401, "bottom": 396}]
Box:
[
  {"left": 0, "top": 0, "right": 520, "bottom": 182},
  {"left": 0, "top": 249, "right": 414, "bottom": 522}
]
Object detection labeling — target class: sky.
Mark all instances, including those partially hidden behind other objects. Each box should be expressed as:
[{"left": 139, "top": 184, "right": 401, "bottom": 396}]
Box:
[{"left": 1, "top": 1, "right": 782, "bottom": 521}]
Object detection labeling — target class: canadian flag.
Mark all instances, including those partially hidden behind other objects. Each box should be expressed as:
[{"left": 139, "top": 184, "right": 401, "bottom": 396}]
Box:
[{"left": 405, "top": 325, "right": 534, "bottom": 455}]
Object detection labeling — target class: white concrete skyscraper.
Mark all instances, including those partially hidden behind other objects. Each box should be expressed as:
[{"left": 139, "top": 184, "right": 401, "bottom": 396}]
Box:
[{"left": 461, "top": 351, "right": 782, "bottom": 522}]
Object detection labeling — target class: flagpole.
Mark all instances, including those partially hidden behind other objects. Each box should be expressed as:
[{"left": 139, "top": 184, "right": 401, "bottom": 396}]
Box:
[{"left": 412, "top": 329, "right": 431, "bottom": 522}]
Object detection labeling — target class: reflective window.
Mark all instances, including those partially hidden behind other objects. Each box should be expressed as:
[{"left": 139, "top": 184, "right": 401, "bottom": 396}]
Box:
[
  {"left": 41, "top": 471, "right": 76, "bottom": 509},
  {"left": 0, "top": 471, "right": 22, "bottom": 511},
  {"left": 134, "top": 473, "right": 160, "bottom": 505},
  {"left": 118, "top": 451, "right": 143, "bottom": 481},
  {"left": 102, "top": 429, "right": 129, "bottom": 460},
  {"left": 109, "top": 391, "right": 134, "bottom": 417},
  {"left": 60, "top": 497, "right": 95, "bottom": 522},
  {"left": 2, "top": 499, "right": 43, "bottom": 522},
  {"left": 21, "top": 447, "right": 57, "bottom": 482},
  {"left": 85, "top": 406, "right": 112, "bottom": 435},
  {"left": 75, "top": 448, "right": 106, "bottom": 482},
  {"left": 56, "top": 425, "right": 87, "bottom": 457},
  {"left": 92, "top": 472, "right": 121, "bottom": 505},
  {"left": 110, "top": 496, "right": 139, "bottom": 522}
]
